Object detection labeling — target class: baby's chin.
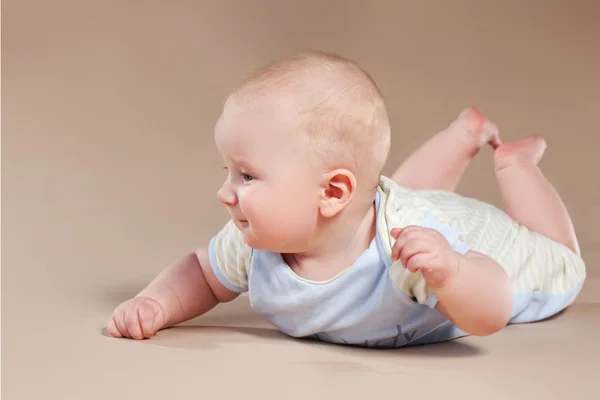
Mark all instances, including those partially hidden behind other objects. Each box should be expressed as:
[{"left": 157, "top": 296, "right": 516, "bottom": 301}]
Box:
[
  {"left": 240, "top": 229, "right": 296, "bottom": 253},
  {"left": 237, "top": 226, "right": 261, "bottom": 248},
  {"left": 240, "top": 231, "right": 269, "bottom": 250},
  {"left": 241, "top": 237, "right": 272, "bottom": 252}
]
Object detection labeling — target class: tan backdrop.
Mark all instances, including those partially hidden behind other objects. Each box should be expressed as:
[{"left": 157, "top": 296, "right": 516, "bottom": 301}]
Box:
[{"left": 3, "top": 1, "right": 599, "bottom": 399}]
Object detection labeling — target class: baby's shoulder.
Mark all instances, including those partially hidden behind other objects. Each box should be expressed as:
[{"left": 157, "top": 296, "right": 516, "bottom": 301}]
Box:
[
  {"left": 378, "top": 176, "right": 467, "bottom": 219},
  {"left": 378, "top": 175, "right": 490, "bottom": 218},
  {"left": 210, "top": 219, "right": 253, "bottom": 265}
]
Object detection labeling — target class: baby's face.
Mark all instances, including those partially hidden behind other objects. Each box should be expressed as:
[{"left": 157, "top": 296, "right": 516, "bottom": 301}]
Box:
[{"left": 214, "top": 102, "right": 323, "bottom": 253}]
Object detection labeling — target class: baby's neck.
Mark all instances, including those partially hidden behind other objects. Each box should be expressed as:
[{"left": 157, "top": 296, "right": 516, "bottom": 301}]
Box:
[{"left": 283, "top": 200, "right": 377, "bottom": 281}]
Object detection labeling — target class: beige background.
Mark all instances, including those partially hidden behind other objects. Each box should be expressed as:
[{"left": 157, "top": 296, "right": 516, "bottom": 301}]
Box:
[{"left": 3, "top": 1, "right": 599, "bottom": 399}]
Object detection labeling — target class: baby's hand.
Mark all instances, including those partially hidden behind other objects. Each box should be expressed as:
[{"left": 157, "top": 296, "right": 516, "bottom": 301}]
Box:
[
  {"left": 390, "top": 226, "right": 460, "bottom": 289},
  {"left": 106, "top": 297, "right": 166, "bottom": 340}
]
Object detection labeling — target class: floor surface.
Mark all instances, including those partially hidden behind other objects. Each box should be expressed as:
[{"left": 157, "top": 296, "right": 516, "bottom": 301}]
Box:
[{"left": 3, "top": 1, "right": 599, "bottom": 399}]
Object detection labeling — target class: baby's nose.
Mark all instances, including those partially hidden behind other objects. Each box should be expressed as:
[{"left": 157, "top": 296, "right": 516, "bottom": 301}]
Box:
[{"left": 217, "top": 185, "right": 237, "bottom": 207}]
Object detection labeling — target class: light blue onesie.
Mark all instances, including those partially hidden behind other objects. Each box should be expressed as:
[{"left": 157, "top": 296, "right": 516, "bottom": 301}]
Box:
[{"left": 207, "top": 176, "right": 586, "bottom": 348}]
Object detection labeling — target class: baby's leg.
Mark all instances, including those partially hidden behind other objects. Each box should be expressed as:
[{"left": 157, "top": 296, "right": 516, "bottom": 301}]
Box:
[
  {"left": 391, "top": 107, "right": 501, "bottom": 191},
  {"left": 494, "top": 135, "right": 580, "bottom": 255}
]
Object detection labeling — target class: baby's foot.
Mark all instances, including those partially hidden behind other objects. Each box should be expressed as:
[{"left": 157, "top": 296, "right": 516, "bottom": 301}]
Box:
[
  {"left": 447, "top": 107, "right": 501, "bottom": 152},
  {"left": 494, "top": 135, "right": 547, "bottom": 171}
]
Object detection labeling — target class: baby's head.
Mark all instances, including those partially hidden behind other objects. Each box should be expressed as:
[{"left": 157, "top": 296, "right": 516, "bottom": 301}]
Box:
[{"left": 214, "top": 50, "right": 391, "bottom": 252}]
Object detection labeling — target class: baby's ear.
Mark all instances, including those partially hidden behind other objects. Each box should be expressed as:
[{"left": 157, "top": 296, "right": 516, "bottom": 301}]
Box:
[{"left": 319, "top": 169, "right": 356, "bottom": 218}]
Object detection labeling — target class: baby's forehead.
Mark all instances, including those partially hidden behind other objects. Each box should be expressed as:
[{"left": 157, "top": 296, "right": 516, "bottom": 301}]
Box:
[
  {"left": 216, "top": 99, "right": 305, "bottom": 145},
  {"left": 215, "top": 107, "right": 318, "bottom": 169}
]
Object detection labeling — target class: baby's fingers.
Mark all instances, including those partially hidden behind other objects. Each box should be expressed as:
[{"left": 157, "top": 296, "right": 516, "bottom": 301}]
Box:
[
  {"left": 391, "top": 227, "right": 416, "bottom": 260},
  {"left": 397, "top": 239, "right": 430, "bottom": 266},
  {"left": 138, "top": 303, "right": 160, "bottom": 338},
  {"left": 113, "top": 311, "right": 131, "bottom": 338},
  {"left": 392, "top": 229, "right": 430, "bottom": 261},
  {"left": 390, "top": 225, "right": 420, "bottom": 240},
  {"left": 124, "top": 307, "right": 145, "bottom": 340},
  {"left": 106, "top": 318, "right": 123, "bottom": 338},
  {"left": 405, "top": 253, "right": 435, "bottom": 273}
]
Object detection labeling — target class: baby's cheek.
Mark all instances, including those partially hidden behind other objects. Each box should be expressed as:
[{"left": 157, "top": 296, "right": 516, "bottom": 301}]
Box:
[{"left": 243, "top": 195, "right": 274, "bottom": 225}]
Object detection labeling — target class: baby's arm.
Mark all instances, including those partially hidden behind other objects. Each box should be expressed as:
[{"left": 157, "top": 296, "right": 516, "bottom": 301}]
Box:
[
  {"left": 106, "top": 248, "right": 240, "bottom": 339},
  {"left": 137, "top": 247, "right": 239, "bottom": 325},
  {"left": 392, "top": 224, "right": 512, "bottom": 337},
  {"left": 108, "top": 220, "right": 250, "bottom": 339},
  {"left": 432, "top": 251, "right": 512, "bottom": 336}
]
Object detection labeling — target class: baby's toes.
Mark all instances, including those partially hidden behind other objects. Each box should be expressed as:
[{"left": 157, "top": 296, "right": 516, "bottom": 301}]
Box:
[
  {"left": 482, "top": 120, "right": 501, "bottom": 149},
  {"left": 450, "top": 107, "right": 494, "bottom": 148}
]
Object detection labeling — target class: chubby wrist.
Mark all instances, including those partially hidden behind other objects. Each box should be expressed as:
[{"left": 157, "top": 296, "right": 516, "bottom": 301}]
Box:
[
  {"left": 421, "top": 251, "right": 462, "bottom": 291},
  {"left": 136, "top": 286, "right": 181, "bottom": 326},
  {"left": 429, "top": 251, "right": 512, "bottom": 336}
]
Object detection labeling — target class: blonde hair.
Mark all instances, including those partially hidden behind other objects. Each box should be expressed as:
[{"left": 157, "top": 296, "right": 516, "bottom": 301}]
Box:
[{"left": 222, "top": 50, "right": 391, "bottom": 191}]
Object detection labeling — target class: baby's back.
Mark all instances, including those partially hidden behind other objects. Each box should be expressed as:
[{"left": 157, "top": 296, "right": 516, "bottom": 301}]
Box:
[
  {"left": 403, "top": 188, "right": 523, "bottom": 262},
  {"left": 383, "top": 178, "right": 585, "bottom": 308}
]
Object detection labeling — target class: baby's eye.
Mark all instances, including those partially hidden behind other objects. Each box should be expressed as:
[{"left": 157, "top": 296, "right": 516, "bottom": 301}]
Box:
[{"left": 241, "top": 173, "right": 254, "bottom": 183}]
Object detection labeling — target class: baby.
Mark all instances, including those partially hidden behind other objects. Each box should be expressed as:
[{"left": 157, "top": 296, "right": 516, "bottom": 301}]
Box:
[{"left": 107, "top": 51, "right": 586, "bottom": 348}]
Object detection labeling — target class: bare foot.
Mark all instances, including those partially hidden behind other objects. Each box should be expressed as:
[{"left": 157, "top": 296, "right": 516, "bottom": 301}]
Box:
[
  {"left": 494, "top": 135, "right": 547, "bottom": 172},
  {"left": 447, "top": 107, "right": 502, "bottom": 153}
]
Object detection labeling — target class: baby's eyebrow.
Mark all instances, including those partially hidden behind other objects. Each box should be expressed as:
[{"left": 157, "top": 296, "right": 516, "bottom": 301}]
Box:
[{"left": 233, "top": 158, "right": 256, "bottom": 171}]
